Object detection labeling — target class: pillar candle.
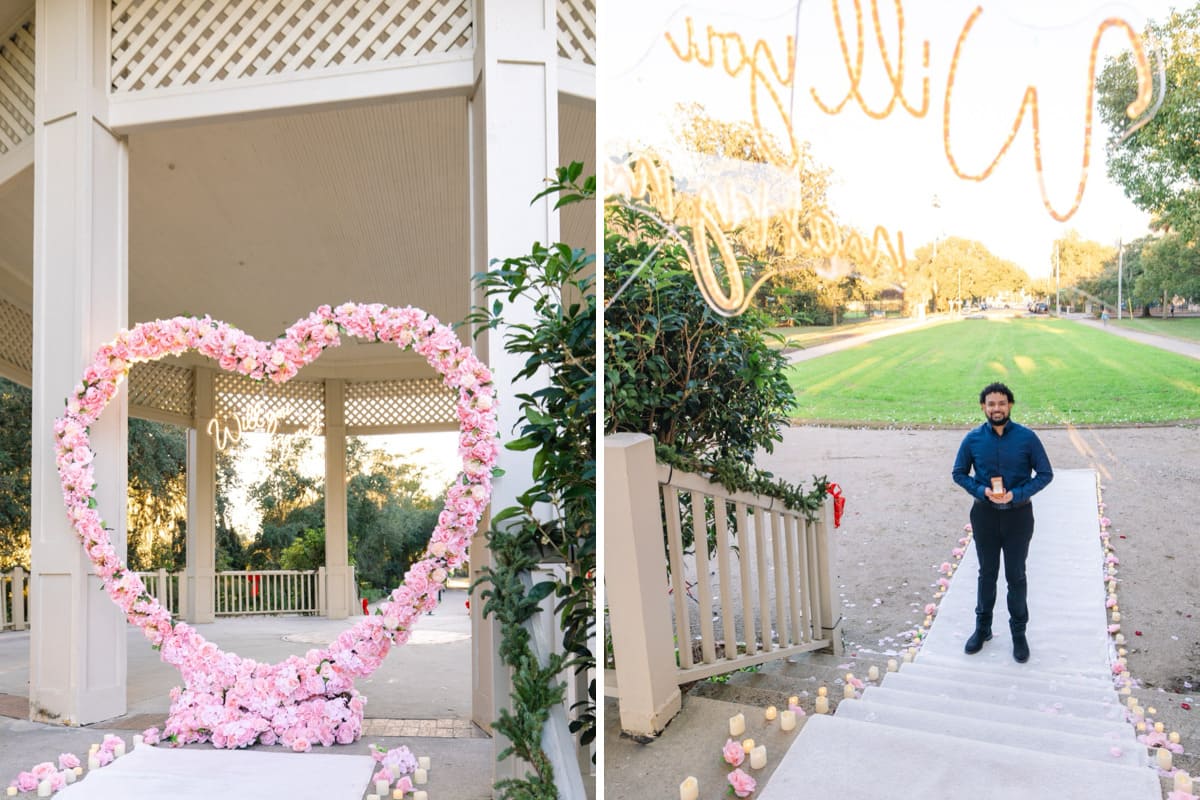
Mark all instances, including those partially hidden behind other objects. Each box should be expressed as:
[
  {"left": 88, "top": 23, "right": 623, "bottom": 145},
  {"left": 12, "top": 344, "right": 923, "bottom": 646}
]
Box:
[
  {"left": 366, "top": 795, "right": 380, "bottom": 800},
  {"left": 63, "top": 770, "right": 75, "bottom": 785},
  {"left": 1119, "top": 686, "right": 1131, "bottom": 696},
  {"left": 6, "top": 787, "right": 17, "bottom": 797},
  {"left": 814, "top": 696, "right": 829, "bottom": 714},
  {"left": 414, "top": 768, "right": 428, "bottom": 785},
  {"left": 87, "top": 754, "right": 100, "bottom": 770},
  {"left": 780, "top": 710, "right": 797, "bottom": 732},
  {"left": 1126, "top": 696, "right": 1137, "bottom": 709},
  {"left": 1174, "top": 772, "right": 1193, "bottom": 794},
  {"left": 418, "top": 756, "right": 431, "bottom": 771},
  {"left": 765, "top": 705, "right": 777, "bottom": 721},
  {"left": 729, "top": 712, "right": 745, "bottom": 737},
  {"left": 1114, "top": 633, "right": 1125, "bottom": 645},
  {"left": 742, "top": 738, "right": 754, "bottom": 754},
  {"left": 133, "top": 734, "right": 144, "bottom": 748},
  {"left": 749, "top": 745, "right": 767, "bottom": 770},
  {"left": 867, "top": 665, "right": 879, "bottom": 681},
  {"left": 1111, "top": 611, "right": 1121, "bottom": 622},
  {"left": 902, "top": 650, "right": 913, "bottom": 663},
  {"left": 843, "top": 684, "right": 855, "bottom": 700},
  {"left": 887, "top": 658, "right": 898, "bottom": 672},
  {"left": 1156, "top": 747, "right": 1172, "bottom": 770},
  {"left": 114, "top": 739, "right": 126, "bottom": 758},
  {"left": 376, "top": 779, "right": 390, "bottom": 796},
  {"left": 414, "top": 793, "right": 428, "bottom": 800},
  {"left": 36, "top": 781, "right": 50, "bottom": 798},
  {"left": 679, "top": 776, "right": 699, "bottom": 800},
  {"left": 923, "top": 615, "right": 933, "bottom": 627}
]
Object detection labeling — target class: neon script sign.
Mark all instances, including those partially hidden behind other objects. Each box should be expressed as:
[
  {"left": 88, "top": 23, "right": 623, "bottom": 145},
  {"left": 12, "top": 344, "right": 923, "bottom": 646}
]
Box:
[{"left": 606, "top": 0, "right": 1154, "bottom": 316}]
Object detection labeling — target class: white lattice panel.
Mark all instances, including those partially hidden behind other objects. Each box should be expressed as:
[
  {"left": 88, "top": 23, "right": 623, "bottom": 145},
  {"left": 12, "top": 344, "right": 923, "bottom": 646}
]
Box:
[
  {"left": 214, "top": 371, "right": 325, "bottom": 434},
  {"left": 0, "top": 13, "right": 34, "bottom": 155},
  {"left": 556, "top": 0, "right": 594, "bottom": 65},
  {"left": 129, "top": 361, "right": 195, "bottom": 420},
  {"left": 0, "top": 299, "right": 31, "bottom": 380},
  {"left": 345, "top": 377, "right": 456, "bottom": 431},
  {"left": 110, "top": 0, "right": 474, "bottom": 94}
]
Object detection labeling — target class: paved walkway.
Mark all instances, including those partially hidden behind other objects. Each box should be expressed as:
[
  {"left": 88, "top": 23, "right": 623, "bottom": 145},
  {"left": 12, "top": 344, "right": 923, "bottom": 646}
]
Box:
[
  {"left": 1075, "top": 317, "right": 1200, "bottom": 360},
  {"left": 0, "top": 589, "right": 496, "bottom": 800},
  {"left": 785, "top": 314, "right": 957, "bottom": 364}
]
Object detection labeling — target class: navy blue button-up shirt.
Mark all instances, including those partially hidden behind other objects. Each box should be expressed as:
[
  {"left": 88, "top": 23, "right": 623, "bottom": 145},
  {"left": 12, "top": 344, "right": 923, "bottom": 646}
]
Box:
[{"left": 952, "top": 421, "right": 1053, "bottom": 506}]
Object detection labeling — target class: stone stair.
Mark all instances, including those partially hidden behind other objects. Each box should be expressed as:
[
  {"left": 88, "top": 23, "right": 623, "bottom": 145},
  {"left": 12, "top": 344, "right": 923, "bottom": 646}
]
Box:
[{"left": 758, "top": 470, "right": 1164, "bottom": 800}]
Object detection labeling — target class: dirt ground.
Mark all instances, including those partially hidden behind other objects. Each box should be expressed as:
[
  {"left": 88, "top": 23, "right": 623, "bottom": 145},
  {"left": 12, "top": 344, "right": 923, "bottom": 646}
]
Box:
[{"left": 756, "top": 423, "right": 1200, "bottom": 699}]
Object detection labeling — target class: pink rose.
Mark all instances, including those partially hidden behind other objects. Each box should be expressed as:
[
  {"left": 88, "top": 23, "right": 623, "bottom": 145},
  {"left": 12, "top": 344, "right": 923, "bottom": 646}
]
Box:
[
  {"left": 58, "top": 753, "right": 80, "bottom": 770},
  {"left": 722, "top": 738, "right": 745, "bottom": 767},
  {"left": 728, "top": 768, "right": 757, "bottom": 797}
]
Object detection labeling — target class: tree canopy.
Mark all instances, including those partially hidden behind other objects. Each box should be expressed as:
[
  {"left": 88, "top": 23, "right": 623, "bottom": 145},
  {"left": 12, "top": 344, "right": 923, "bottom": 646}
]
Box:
[{"left": 1097, "top": 4, "right": 1200, "bottom": 242}]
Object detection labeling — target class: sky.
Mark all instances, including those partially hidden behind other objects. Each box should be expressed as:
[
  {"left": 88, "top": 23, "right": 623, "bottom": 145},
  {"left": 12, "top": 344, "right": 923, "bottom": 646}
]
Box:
[{"left": 601, "top": 0, "right": 1182, "bottom": 281}]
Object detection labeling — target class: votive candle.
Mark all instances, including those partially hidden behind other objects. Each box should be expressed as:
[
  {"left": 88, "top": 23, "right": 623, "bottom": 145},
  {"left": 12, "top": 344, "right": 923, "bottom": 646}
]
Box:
[
  {"left": 679, "top": 776, "right": 699, "bottom": 800},
  {"left": 414, "top": 792, "right": 428, "bottom": 800},
  {"left": 114, "top": 739, "right": 126, "bottom": 758},
  {"left": 133, "top": 734, "right": 144, "bottom": 748},
  {"left": 1156, "top": 747, "right": 1172, "bottom": 770},
  {"left": 765, "top": 705, "right": 777, "bottom": 721},
  {"left": 6, "top": 786, "right": 17, "bottom": 797},
  {"left": 36, "top": 781, "right": 50, "bottom": 798},
  {"left": 366, "top": 795, "right": 380, "bottom": 800},
  {"left": 1170, "top": 732, "right": 1181, "bottom": 745},
  {"left": 63, "top": 770, "right": 75, "bottom": 785},
  {"left": 72, "top": 767, "right": 82, "bottom": 778},
  {"left": 780, "top": 710, "right": 797, "bottom": 732},
  {"left": 749, "top": 745, "right": 767, "bottom": 770},
  {"left": 1174, "top": 772, "right": 1193, "bottom": 794},
  {"left": 814, "top": 696, "right": 830, "bottom": 714},
  {"left": 887, "top": 658, "right": 898, "bottom": 672},
  {"left": 787, "top": 695, "right": 798, "bottom": 707},
  {"left": 414, "top": 768, "right": 428, "bottom": 785},
  {"left": 87, "top": 754, "right": 100, "bottom": 770},
  {"left": 1111, "top": 611, "right": 1121, "bottom": 622},
  {"left": 742, "top": 738, "right": 754, "bottom": 754},
  {"left": 843, "top": 684, "right": 855, "bottom": 700},
  {"left": 1154, "top": 722, "right": 1165, "bottom": 733},
  {"left": 376, "top": 779, "right": 390, "bottom": 795},
  {"left": 867, "top": 665, "right": 879, "bottom": 681},
  {"left": 418, "top": 756, "right": 431, "bottom": 771},
  {"left": 729, "top": 712, "right": 745, "bottom": 737},
  {"left": 393, "top": 791, "right": 405, "bottom": 800},
  {"left": 89, "top": 744, "right": 99, "bottom": 755},
  {"left": 817, "top": 687, "right": 828, "bottom": 698}
]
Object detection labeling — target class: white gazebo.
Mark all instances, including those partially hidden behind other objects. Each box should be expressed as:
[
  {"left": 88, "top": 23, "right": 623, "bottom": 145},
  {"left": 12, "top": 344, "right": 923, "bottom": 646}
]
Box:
[{"left": 0, "top": 0, "right": 593, "bottom": 791}]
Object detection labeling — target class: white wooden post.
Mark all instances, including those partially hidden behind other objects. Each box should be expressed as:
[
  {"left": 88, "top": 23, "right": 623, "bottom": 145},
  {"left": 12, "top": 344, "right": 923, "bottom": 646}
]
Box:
[
  {"left": 186, "top": 367, "right": 216, "bottom": 623},
  {"left": 605, "top": 433, "right": 682, "bottom": 736},
  {"left": 468, "top": 0, "right": 562, "bottom": 780},
  {"left": 12, "top": 566, "right": 26, "bottom": 631},
  {"left": 814, "top": 499, "right": 844, "bottom": 655},
  {"left": 29, "top": 0, "right": 129, "bottom": 725},
  {"left": 323, "top": 379, "right": 351, "bottom": 619}
]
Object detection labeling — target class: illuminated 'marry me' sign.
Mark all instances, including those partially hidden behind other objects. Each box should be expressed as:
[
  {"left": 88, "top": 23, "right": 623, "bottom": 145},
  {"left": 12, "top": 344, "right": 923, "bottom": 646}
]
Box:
[{"left": 605, "top": 0, "right": 1155, "bottom": 317}]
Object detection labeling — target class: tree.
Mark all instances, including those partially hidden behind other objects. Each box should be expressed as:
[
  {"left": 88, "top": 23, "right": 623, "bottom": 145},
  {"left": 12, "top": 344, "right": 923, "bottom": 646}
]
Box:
[
  {"left": 1136, "top": 233, "right": 1200, "bottom": 309},
  {"left": 1097, "top": 5, "right": 1200, "bottom": 242},
  {"left": 1050, "top": 231, "right": 1116, "bottom": 292},
  {"left": 0, "top": 377, "right": 30, "bottom": 571},
  {"left": 246, "top": 436, "right": 323, "bottom": 568},
  {"left": 1078, "top": 235, "right": 1156, "bottom": 315},
  {"left": 126, "top": 419, "right": 189, "bottom": 570}
]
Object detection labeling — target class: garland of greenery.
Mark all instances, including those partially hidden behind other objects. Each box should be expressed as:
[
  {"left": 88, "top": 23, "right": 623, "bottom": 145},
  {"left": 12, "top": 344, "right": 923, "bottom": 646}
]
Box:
[{"left": 469, "top": 163, "right": 596, "bottom": 799}]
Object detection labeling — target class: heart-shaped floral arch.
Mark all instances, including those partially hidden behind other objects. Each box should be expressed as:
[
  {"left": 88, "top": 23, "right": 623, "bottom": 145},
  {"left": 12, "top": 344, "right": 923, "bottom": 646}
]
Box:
[{"left": 54, "top": 303, "right": 498, "bottom": 750}]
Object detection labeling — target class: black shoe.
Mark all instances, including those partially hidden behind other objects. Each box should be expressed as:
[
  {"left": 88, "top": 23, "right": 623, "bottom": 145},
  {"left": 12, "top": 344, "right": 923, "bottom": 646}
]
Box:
[
  {"left": 964, "top": 628, "right": 992, "bottom": 654},
  {"left": 1012, "top": 632, "right": 1030, "bottom": 663}
]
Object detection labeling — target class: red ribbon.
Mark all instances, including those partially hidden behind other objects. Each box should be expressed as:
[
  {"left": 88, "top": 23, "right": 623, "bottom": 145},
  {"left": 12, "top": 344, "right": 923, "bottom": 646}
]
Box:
[{"left": 827, "top": 483, "right": 845, "bottom": 528}]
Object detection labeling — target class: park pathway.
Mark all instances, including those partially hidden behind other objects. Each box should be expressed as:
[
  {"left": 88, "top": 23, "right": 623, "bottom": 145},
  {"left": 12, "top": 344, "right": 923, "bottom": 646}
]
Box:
[
  {"left": 1075, "top": 317, "right": 1200, "bottom": 361},
  {"left": 759, "top": 469, "right": 1161, "bottom": 799}
]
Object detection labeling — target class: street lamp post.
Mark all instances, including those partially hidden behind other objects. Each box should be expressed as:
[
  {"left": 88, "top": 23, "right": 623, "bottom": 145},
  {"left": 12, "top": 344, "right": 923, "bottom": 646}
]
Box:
[{"left": 1055, "top": 241, "right": 1061, "bottom": 316}]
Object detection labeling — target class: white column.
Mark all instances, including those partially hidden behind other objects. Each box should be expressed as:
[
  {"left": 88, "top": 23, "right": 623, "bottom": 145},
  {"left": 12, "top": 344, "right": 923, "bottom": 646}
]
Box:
[
  {"left": 29, "top": 0, "right": 129, "bottom": 725},
  {"left": 185, "top": 368, "right": 216, "bottom": 623},
  {"left": 468, "top": 0, "right": 560, "bottom": 782},
  {"left": 323, "top": 379, "right": 351, "bottom": 619}
]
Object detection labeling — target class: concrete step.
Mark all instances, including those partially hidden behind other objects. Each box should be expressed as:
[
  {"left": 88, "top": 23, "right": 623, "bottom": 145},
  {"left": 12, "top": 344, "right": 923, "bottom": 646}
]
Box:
[
  {"left": 759, "top": 714, "right": 1160, "bottom": 800},
  {"left": 879, "top": 671, "right": 1126, "bottom": 722},
  {"left": 857, "top": 686, "right": 1138, "bottom": 743},
  {"left": 896, "top": 661, "right": 1121, "bottom": 704},
  {"left": 835, "top": 697, "right": 1145, "bottom": 767},
  {"left": 914, "top": 650, "right": 1116, "bottom": 687}
]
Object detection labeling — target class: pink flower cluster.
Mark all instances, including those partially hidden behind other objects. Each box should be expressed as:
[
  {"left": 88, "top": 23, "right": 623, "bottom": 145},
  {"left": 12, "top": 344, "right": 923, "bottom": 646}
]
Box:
[
  {"left": 52, "top": 304, "right": 499, "bottom": 750},
  {"left": 9, "top": 761, "right": 66, "bottom": 794},
  {"left": 371, "top": 743, "right": 418, "bottom": 792}
]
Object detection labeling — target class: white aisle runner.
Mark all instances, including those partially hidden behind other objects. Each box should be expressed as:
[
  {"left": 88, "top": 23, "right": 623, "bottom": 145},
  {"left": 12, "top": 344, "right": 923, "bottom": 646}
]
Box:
[
  {"left": 56, "top": 745, "right": 374, "bottom": 800},
  {"left": 760, "top": 469, "right": 1160, "bottom": 799}
]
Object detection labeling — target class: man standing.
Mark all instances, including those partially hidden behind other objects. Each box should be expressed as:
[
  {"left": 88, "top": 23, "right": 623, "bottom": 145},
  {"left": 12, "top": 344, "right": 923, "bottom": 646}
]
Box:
[{"left": 952, "top": 383, "right": 1053, "bottom": 663}]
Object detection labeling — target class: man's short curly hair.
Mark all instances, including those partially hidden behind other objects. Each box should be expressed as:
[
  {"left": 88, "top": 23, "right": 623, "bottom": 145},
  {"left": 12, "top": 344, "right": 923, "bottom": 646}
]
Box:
[{"left": 979, "top": 382, "right": 1014, "bottom": 404}]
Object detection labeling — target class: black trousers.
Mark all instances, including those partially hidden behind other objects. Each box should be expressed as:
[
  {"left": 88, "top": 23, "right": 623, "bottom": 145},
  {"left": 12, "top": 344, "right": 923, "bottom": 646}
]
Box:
[{"left": 969, "top": 502, "right": 1034, "bottom": 633}]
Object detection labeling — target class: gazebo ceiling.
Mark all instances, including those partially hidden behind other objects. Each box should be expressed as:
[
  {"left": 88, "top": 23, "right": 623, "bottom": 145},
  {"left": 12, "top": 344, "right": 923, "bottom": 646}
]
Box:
[{"left": 0, "top": 91, "right": 596, "bottom": 380}]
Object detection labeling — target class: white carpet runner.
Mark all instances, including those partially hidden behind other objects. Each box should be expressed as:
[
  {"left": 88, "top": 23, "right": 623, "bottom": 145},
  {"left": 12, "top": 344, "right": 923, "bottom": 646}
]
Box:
[
  {"left": 56, "top": 745, "right": 374, "bottom": 800},
  {"left": 759, "top": 469, "right": 1161, "bottom": 799}
]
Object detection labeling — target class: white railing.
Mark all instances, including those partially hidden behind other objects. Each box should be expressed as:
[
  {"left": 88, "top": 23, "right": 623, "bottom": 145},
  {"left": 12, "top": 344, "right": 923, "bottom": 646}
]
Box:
[
  {"left": 1, "top": 566, "right": 28, "bottom": 632},
  {"left": 213, "top": 569, "right": 324, "bottom": 616},
  {"left": 604, "top": 433, "right": 842, "bottom": 737},
  {"left": 135, "top": 567, "right": 186, "bottom": 618}
]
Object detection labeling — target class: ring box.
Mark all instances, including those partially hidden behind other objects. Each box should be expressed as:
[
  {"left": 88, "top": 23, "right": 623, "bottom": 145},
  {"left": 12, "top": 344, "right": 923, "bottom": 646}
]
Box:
[{"left": 991, "top": 477, "right": 1005, "bottom": 494}]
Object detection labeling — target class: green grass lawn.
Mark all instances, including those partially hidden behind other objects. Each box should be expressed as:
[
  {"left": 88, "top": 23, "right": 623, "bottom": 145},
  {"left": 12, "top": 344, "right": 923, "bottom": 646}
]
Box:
[
  {"left": 1113, "top": 316, "right": 1200, "bottom": 343},
  {"left": 787, "top": 317, "right": 1200, "bottom": 425}
]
